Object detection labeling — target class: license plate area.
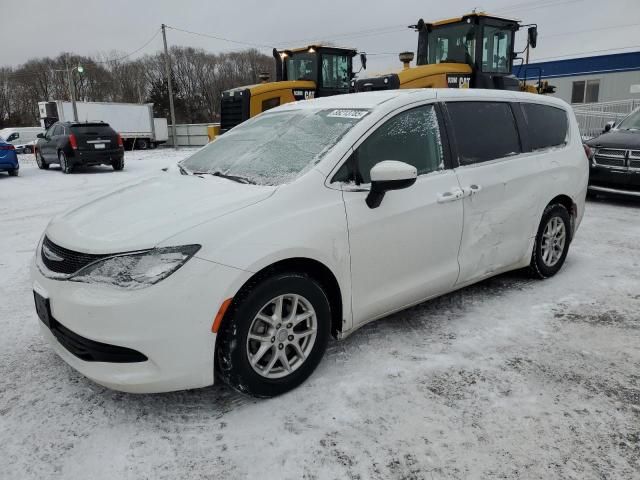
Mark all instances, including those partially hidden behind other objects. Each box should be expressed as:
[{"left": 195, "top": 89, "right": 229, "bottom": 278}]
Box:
[
  {"left": 33, "top": 291, "right": 52, "bottom": 328},
  {"left": 94, "top": 143, "right": 105, "bottom": 149}
]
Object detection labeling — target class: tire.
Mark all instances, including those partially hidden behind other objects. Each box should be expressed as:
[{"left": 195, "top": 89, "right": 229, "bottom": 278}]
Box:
[
  {"left": 36, "top": 151, "right": 49, "bottom": 170},
  {"left": 23, "top": 146, "right": 32, "bottom": 154},
  {"left": 135, "top": 138, "right": 148, "bottom": 150},
  {"left": 529, "top": 204, "right": 572, "bottom": 279},
  {"left": 8, "top": 168, "right": 18, "bottom": 177},
  {"left": 217, "top": 272, "right": 331, "bottom": 398},
  {"left": 112, "top": 158, "right": 124, "bottom": 171},
  {"left": 59, "top": 151, "right": 73, "bottom": 174}
]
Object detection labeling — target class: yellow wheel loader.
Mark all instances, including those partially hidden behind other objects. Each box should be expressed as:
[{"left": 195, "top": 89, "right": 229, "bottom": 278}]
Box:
[
  {"left": 354, "top": 12, "right": 554, "bottom": 95},
  {"left": 219, "top": 46, "right": 365, "bottom": 134}
]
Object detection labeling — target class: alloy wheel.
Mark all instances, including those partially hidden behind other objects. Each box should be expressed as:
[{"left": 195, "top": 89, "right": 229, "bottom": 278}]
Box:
[
  {"left": 541, "top": 216, "right": 566, "bottom": 267},
  {"left": 246, "top": 293, "right": 317, "bottom": 379}
]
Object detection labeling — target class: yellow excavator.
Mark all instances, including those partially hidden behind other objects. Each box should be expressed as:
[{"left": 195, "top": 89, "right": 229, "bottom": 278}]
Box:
[
  {"left": 218, "top": 46, "right": 366, "bottom": 134},
  {"left": 354, "top": 12, "right": 554, "bottom": 95}
]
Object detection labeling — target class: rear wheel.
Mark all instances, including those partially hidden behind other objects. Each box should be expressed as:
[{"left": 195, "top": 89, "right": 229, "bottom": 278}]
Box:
[
  {"left": 217, "top": 272, "right": 331, "bottom": 397},
  {"left": 23, "top": 146, "right": 32, "bottom": 154},
  {"left": 529, "top": 204, "right": 571, "bottom": 279},
  {"left": 36, "top": 151, "right": 49, "bottom": 170},
  {"left": 135, "top": 138, "right": 148, "bottom": 150},
  {"left": 59, "top": 151, "right": 73, "bottom": 174},
  {"left": 112, "top": 158, "right": 124, "bottom": 171},
  {"left": 8, "top": 168, "right": 18, "bottom": 176}
]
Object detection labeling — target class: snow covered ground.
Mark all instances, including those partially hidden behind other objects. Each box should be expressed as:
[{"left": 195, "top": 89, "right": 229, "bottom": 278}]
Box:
[{"left": 1, "top": 149, "right": 639, "bottom": 479}]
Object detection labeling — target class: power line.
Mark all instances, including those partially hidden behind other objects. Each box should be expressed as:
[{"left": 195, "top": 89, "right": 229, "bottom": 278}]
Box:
[
  {"left": 164, "top": 25, "right": 274, "bottom": 50},
  {"left": 93, "top": 28, "right": 162, "bottom": 64},
  {"left": 541, "top": 21, "right": 640, "bottom": 39}
]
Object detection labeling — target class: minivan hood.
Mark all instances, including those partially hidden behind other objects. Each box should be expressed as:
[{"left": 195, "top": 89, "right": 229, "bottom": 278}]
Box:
[
  {"left": 586, "top": 129, "right": 640, "bottom": 149},
  {"left": 46, "top": 173, "right": 276, "bottom": 253}
]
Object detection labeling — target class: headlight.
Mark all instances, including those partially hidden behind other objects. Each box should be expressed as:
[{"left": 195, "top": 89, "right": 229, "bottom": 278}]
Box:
[{"left": 70, "top": 245, "right": 201, "bottom": 289}]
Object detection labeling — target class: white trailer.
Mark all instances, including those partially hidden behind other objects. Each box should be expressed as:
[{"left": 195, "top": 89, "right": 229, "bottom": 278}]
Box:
[{"left": 38, "top": 100, "right": 168, "bottom": 149}]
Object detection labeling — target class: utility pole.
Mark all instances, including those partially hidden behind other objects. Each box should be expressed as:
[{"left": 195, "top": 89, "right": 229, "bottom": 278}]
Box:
[
  {"left": 161, "top": 24, "right": 177, "bottom": 149},
  {"left": 66, "top": 63, "right": 79, "bottom": 122}
]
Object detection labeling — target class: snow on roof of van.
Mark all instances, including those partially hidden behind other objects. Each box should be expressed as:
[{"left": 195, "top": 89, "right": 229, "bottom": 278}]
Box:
[
  {"left": 276, "top": 88, "right": 570, "bottom": 112},
  {"left": 277, "top": 89, "right": 431, "bottom": 111}
]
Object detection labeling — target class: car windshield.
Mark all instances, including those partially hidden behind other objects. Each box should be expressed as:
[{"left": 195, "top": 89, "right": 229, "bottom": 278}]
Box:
[
  {"left": 617, "top": 109, "right": 640, "bottom": 130},
  {"left": 180, "top": 108, "right": 369, "bottom": 185}
]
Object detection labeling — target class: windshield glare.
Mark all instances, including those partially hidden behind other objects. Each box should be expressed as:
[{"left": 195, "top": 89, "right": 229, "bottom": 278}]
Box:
[
  {"left": 180, "top": 108, "right": 369, "bottom": 186},
  {"left": 618, "top": 109, "right": 640, "bottom": 130}
]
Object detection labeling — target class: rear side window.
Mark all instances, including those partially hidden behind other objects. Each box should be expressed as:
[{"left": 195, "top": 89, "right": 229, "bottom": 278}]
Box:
[
  {"left": 52, "top": 125, "right": 63, "bottom": 136},
  {"left": 354, "top": 104, "right": 444, "bottom": 183},
  {"left": 446, "top": 101, "right": 521, "bottom": 165},
  {"left": 520, "top": 103, "right": 568, "bottom": 151}
]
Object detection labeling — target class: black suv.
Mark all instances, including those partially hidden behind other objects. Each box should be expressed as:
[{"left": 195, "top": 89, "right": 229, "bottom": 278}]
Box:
[
  {"left": 35, "top": 121, "right": 124, "bottom": 174},
  {"left": 585, "top": 108, "right": 640, "bottom": 198}
]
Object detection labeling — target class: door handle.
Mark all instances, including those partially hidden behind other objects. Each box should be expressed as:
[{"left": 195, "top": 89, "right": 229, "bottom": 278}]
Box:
[
  {"left": 437, "top": 188, "right": 464, "bottom": 203},
  {"left": 462, "top": 184, "right": 482, "bottom": 197}
]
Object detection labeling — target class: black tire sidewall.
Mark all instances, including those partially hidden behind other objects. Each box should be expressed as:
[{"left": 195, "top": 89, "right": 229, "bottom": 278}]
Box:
[
  {"left": 36, "top": 151, "right": 48, "bottom": 169},
  {"left": 59, "top": 152, "right": 71, "bottom": 174},
  {"left": 531, "top": 204, "right": 571, "bottom": 278},
  {"left": 218, "top": 273, "right": 331, "bottom": 397}
]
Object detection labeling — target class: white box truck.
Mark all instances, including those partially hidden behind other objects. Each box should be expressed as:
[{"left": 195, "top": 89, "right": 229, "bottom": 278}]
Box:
[{"left": 38, "top": 100, "right": 169, "bottom": 150}]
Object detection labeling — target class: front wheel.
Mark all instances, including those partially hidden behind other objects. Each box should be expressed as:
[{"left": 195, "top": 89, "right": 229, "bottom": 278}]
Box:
[
  {"left": 36, "top": 151, "right": 49, "bottom": 170},
  {"left": 217, "top": 272, "right": 331, "bottom": 397},
  {"left": 529, "top": 204, "right": 572, "bottom": 279}
]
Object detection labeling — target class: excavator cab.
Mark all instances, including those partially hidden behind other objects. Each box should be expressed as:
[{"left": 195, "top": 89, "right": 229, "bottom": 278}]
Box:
[
  {"left": 355, "top": 13, "right": 530, "bottom": 93},
  {"left": 219, "top": 46, "right": 360, "bottom": 133}
]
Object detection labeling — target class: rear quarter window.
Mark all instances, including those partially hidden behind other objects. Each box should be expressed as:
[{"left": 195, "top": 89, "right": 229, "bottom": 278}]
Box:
[
  {"left": 520, "top": 103, "right": 568, "bottom": 151},
  {"left": 446, "top": 101, "right": 521, "bottom": 165}
]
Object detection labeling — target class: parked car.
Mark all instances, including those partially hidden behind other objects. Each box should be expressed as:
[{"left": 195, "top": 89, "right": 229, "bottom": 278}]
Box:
[
  {"left": 34, "top": 121, "right": 124, "bottom": 173},
  {"left": 31, "top": 89, "right": 587, "bottom": 397},
  {"left": 0, "top": 127, "right": 44, "bottom": 154},
  {"left": 585, "top": 108, "right": 640, "bottom": 198},
  {"left": 0, "top": 136, "right": 19, "bottom": 176}
]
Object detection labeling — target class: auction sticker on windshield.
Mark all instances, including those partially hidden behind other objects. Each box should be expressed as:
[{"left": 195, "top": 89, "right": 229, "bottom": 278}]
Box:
[{"left": 327, "top": 109, "right": 369, "bottom": 119}]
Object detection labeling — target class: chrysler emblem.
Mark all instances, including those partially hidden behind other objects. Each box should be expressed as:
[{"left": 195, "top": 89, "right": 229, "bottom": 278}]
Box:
[{"left": 42, "top": 244, "right": 64, "bottom": 262}]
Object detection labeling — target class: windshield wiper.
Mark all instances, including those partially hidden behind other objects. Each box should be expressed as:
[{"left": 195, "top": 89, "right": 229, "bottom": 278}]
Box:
[
  {"left": 194, "top": 171, "right": 256, "bottom": 184},
  {"left": 177, "top": 163, "right": 189, "bottom": 175}
]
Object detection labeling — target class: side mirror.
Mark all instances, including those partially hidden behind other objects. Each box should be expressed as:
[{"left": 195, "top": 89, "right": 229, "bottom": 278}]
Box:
[
  {"left": 360, "top": 53, "right": 367, "bottom": 70},
  {"left": 527, "top": 26, "right": 538, "bottom": 49},
  {"left": 36, "top": 133, "right": 45, "bottom": 139},
  {"left": 603, "top": 121, "right": 615, "bottom": 133},
  {"left": 366, "top": 160, "right": 417, "bottom": 209}
]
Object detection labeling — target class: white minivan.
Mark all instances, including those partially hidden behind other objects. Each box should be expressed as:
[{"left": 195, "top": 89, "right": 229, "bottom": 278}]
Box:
[
  {"left": 32, "top": 89, "right": 588, "bottom": 397},
  {"left": 0, "top": 127, "right": 44, "bottom": 154}
]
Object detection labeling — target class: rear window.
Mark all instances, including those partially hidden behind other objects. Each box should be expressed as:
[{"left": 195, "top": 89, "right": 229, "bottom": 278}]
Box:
[
  {"left": 446, "top": 101, "right": 521, "bottom": 165},
  {"left": 71, "top": 124, "right": 114, "bottom": 135},
  {"left": 520, "top": 103, "right": 568, "bottom": 151}
]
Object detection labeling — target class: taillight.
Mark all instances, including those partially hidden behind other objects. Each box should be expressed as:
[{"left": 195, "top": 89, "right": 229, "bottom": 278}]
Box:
[
  {"left": 117, "top": 134, "right": 123, "bottom": 148},
  {"left": 583, "top": 144, "right": 593, "bottom": 160},
  {"left": 69, "top": 134, "right": 78, "bottom": 150},
  {"left": 0, "top": 144, "right": 15, "bottom": 150}
]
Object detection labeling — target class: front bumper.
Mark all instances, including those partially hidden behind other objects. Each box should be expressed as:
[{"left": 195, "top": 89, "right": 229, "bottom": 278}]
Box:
[
  {"left": 589, "top": 165, "right": 640, "bottom": 197},
  {"left": 31, "top": 254, "right": 246, "bottom": 393}
]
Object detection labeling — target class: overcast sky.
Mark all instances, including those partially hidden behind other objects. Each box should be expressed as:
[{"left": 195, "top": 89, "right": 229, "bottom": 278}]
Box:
[{"left": 3, "top": 0, "right": 639, "bottom": 72}]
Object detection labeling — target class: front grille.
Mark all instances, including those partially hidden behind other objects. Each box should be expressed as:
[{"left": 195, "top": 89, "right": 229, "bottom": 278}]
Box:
[
  {"left": 48, "top": 315, "right": 147, "bottom": 363},
  {"left": 41, "top": 236, "right": 108, "bottom": 275},
  {"left": 630, "top": 160, "right": 640, "bottom": 169},
  {"left": 594, "top": 155, "right": 625, "bottom": 167},
  {"left": 220, "top": 94, "right": 248, "bottom": 132},
  {"left": 597, "top": 148, "right": 626, "bottom": 158}
]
